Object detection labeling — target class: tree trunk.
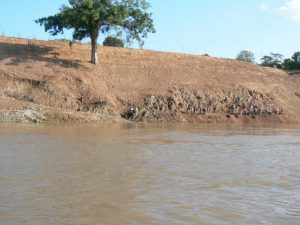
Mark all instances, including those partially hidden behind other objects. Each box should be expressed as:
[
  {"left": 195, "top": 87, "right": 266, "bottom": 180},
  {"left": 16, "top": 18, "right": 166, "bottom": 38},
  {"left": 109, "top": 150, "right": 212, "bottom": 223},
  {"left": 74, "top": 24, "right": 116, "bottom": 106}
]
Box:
[{"left": 91, "top": 36, "right": 98, "bottom": 65}]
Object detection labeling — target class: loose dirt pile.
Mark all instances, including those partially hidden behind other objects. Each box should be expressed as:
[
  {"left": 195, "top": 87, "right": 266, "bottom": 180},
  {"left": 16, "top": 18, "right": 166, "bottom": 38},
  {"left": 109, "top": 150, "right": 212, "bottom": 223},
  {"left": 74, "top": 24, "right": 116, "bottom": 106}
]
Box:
[{"left": 0, "top": 36, "right": 299, "bottom": 123}]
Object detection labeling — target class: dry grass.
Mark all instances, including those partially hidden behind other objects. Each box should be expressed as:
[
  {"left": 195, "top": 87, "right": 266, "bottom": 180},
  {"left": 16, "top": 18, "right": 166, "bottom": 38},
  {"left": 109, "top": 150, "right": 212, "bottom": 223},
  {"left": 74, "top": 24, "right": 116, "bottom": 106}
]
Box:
[{"left": 0, "top": 36, "right": 299, "bottom": 123}]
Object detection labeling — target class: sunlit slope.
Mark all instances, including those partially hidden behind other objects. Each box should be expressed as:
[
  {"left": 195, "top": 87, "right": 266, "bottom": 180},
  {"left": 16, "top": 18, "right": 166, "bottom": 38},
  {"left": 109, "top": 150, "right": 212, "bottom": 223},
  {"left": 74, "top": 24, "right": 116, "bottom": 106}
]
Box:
[{"left": 0, "top": 36, "right": 299, "bottom": 123}]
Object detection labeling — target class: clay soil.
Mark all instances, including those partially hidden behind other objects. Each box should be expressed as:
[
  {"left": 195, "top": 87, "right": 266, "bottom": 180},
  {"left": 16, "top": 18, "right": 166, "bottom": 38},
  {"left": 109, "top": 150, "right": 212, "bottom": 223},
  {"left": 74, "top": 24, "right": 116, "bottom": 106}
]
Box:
[{"left": 0, "top": 36, "right": 299, "bottom": 123}]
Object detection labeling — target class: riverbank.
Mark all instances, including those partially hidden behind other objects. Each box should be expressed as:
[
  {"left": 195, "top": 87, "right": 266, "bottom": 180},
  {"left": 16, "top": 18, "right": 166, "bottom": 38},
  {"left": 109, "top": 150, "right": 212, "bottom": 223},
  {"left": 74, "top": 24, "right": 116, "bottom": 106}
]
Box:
[{"left": 1, "top": 36, "right": 299, "bottom": 124}]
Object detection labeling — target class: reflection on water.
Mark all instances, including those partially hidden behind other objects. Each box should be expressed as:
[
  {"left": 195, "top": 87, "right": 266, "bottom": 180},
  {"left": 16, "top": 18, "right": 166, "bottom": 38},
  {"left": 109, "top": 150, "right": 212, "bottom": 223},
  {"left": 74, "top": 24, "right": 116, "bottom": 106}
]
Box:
[{"left": 0, "top": 124, "right": 300, "bottom": 225}]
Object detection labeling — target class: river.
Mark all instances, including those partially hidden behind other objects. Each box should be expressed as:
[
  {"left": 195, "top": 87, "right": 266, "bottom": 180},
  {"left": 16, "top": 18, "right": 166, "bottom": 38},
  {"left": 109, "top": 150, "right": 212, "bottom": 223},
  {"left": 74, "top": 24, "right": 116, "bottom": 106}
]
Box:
[{"left": 0, "top": 124, "right": 300, "bottom": 225}]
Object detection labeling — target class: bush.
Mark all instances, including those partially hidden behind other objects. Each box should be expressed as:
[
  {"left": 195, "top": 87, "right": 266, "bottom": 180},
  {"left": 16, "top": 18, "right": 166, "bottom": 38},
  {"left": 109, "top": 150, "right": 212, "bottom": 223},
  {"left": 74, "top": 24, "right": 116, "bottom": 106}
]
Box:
[
  {"left": 236, "top": 50, "right": 255, "bottom": 63},
  {"left": 103, "top": 36, "right": 124, "bottom": 47}
]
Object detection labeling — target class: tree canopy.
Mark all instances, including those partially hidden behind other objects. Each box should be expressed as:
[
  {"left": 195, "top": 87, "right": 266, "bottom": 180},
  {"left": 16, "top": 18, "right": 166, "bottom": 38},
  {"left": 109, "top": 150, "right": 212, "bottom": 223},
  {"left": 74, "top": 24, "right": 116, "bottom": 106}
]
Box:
[
  {"left": 283, "top": 52, "right": 300, "bottom": 70},
  {"left": 103, "top": 36, "right": 124, "bottom": 47},
  {"left": 36, "top": 0, "right": 155, "bottom": 64},
  {"left": 261, "top": 53, "right": 284, "bottom": 69},
  {"left": 236, "top": 50, "right": 255, "bottom": 63}
]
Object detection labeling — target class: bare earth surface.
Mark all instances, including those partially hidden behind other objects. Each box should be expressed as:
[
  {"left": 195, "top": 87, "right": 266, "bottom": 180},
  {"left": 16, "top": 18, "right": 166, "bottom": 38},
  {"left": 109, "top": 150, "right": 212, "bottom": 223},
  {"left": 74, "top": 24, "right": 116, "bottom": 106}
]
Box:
[{"left": 0, "top": 36, "right": 299, "bottom": 123}]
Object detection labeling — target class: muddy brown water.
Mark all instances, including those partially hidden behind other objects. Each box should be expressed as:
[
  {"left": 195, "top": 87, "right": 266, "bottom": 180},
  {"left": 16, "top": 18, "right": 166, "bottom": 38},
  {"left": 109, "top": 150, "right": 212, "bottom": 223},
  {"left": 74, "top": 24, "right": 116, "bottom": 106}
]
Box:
[{"left": 0, "top": 124, "right": 300, "bottom": 225}]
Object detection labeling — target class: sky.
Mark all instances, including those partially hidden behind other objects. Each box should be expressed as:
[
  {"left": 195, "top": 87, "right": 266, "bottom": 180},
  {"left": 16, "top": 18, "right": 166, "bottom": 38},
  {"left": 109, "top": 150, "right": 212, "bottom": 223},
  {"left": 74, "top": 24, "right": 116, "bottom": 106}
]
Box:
[{"left": 0, "top": 0, "right": 299, "bottom": 61}]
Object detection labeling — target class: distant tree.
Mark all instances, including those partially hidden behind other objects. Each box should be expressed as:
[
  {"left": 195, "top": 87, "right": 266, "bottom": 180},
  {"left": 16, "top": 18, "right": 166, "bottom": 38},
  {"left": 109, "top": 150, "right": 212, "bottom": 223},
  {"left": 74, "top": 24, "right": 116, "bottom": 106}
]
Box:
[
  {"left": 261, "top": 53, "right": 284, "bottom": 69},
  {"left": 291, "top": 52, "right": 300, "bottom": 70},
  {"left": 283, "top": 58, "right": 295, "bottom": 70},
  {"left": 283, "top": 52, "right": 300, "bottom": 70},
  {"left": 36, "top": 0, "right": 155, "bottom": 65},
  {"left": 236, "top": 50, "right": 255, "bottom": 63},
  {"left": 261, "top": 55, "right": 274, "bottom": 67},
  {"left": 291, "top": 52, "right": 300, "bottom": 63},
  {"left": 103, "top": 36, "right": 124, "bottom": 47},
  {"left": 271, "top": 53, "right": 284, "bottom": 67},
  {"left": 54, "top": 38, "right": 72, "bottom": 42}
]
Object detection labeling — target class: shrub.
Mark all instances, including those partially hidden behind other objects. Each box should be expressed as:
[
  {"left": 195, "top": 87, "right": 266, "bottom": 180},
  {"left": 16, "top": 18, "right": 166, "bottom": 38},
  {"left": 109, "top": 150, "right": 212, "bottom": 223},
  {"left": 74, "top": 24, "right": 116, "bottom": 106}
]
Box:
[
  {"left": 236, "top": 50, "right": 255, "bottom": 63},
  {"left": 103, "top": 36, "right": 124, "bottom": 48}
]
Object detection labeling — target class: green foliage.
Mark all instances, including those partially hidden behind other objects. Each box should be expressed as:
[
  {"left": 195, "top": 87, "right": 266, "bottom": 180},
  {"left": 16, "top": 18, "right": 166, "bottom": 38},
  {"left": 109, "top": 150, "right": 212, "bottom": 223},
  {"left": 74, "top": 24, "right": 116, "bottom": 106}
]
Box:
[
  {"left": 291, "top": 52, "right": 300, "bottom": 63},
  {"left": 36, "top": 0, "right": 155, "bottom": 64},
  {"left": 236, "top": 50, "right": 255, "bottom": 63},
  {"left": 283, "top": 58, "right": 295, "bottom": 70},
  {"left": 261, "top": 53, "right": 284, "bottom": 69},
  {"left": 282, "top": 52, "right": 300, "bottom": 70},
  {"left": 103, "top": 36, "right": 124, "bottom": 47}
]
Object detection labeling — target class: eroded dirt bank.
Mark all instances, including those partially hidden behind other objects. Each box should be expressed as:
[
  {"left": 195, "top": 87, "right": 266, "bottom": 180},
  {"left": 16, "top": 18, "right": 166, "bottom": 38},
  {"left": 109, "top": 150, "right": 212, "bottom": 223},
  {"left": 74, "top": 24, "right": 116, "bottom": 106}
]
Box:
[{"left": 0, "top": 36, "right": 299, "bottom": 123}]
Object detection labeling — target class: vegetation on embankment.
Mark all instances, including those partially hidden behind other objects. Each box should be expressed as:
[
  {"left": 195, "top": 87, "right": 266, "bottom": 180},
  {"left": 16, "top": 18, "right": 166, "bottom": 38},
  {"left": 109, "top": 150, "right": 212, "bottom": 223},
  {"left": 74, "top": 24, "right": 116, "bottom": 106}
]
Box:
[{"left": 0, "top": 36, "right": 299, "bottom": 123}]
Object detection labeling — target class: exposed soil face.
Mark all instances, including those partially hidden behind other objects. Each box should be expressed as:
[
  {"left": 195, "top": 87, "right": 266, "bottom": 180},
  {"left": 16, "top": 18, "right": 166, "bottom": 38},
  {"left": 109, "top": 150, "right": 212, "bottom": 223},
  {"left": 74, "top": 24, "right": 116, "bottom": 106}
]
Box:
[
  {"left": 0, "top": 36, "right": 299, "bottom": 123},
  {"left": 123, "top": 87, "right": 286, "bottom": 123}
]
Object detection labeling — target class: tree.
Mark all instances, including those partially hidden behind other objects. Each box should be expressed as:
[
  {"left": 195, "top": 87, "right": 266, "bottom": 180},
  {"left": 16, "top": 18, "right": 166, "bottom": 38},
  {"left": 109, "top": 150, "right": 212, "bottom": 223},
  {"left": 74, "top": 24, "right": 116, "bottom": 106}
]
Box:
[
  {"left": 291, "top": 52, "right": 300, "bottom": 70},
  {"left": 283, "top": 52, "right": 300, "bottom": 70},
  {"left": 270, "top": 53, "right": 284, "bottom": 68},
  {"left": 283, "top": 58, "right": 295, "bottom": 70},
  {"left": 261, "top": 53, "right": 284, "bottom": 69},
  {"left": 103, "top": 36, "right": 124, "bottom": 47},
  {"left": 261, "top": 55, "right": 272, "bottom": 66},
  {"left": 236, "top": 50, "right": 255, "bottom": 63},
  {"left": 36, "top": 0, "right": 155, "bottom": 64},
  {"left": 291, "top": 52, "right": 300, "bottom": 63}
]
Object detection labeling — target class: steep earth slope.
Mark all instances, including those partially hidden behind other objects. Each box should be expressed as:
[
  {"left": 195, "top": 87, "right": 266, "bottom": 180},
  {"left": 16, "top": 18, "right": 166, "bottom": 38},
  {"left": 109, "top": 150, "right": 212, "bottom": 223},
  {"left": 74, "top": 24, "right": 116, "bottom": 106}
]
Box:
[{"left": 0, "top": 36, "right": 299, "bottom": 123}]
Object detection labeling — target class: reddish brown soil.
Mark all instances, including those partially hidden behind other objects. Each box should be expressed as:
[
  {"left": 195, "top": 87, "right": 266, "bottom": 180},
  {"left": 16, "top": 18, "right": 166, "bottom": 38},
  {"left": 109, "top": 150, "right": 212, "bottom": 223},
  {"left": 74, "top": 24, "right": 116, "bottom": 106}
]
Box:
[{"left": 0, "top": 36, "right": 299, "bottom": 123}]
